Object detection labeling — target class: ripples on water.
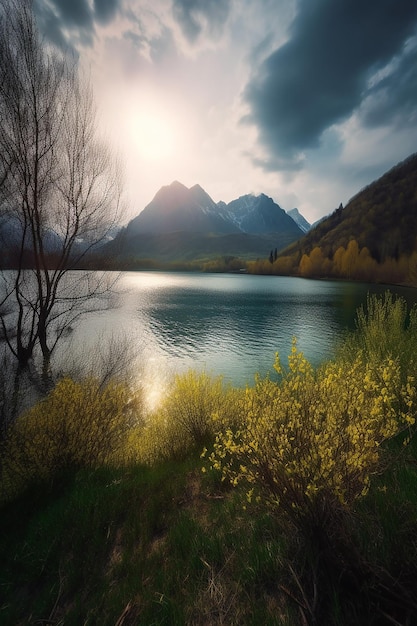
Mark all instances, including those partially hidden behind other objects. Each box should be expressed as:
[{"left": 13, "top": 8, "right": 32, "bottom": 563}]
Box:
[{"left": 64, "top": 272, "right": 417, "bottom": 405}]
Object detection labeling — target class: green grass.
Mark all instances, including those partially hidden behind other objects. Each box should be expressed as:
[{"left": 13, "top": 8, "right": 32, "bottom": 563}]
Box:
[
  {"left": 0, "top": 458, "right": 294, "bottom": 625},
  {"left": 3, "top": 450, "right": 417, "bottom": 625}
]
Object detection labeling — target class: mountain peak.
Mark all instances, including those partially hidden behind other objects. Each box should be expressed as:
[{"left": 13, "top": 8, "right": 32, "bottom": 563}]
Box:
[
  {"left": 127, "top": 181, "right": 236, "bottom": 235},
  {"left": 223, "top": 193, "right": 300, "bottom": 235},
  {"left": 155, "top": 180, "right": 189, "bottom": 197},
  {"left": 151, "top": 180, "right": 190, "bottom": 209},
  {"left": 190, "top": 183, "right": 205, "bottom": 193},
  {"left": 287, "top": 208, "right": 311, "bottom": 233},
  {"left": 189, "top": 183, "right": 216, "bottom": 204},
  {"left": 169, "top": 180, "right": 187, "bottom": 189}
]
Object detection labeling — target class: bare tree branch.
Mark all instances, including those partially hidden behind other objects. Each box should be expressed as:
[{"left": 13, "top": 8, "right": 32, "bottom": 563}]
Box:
[{"left": 0, "top": 0, "right": 123, "bottom": 375}]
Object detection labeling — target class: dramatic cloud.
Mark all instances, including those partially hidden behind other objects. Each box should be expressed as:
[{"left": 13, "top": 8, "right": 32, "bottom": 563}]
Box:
[
  {"left": 30, "top": 0, "right": 417, "bottom": 223},
  {"left": 172, "top": 0, "right": 231, "bottom": 42},
  {"left": 35, "top": 0, "right": 231, "bottom": 53},
  {"left": 244, "top": 0, "right": 417, "bottom": 169},
  {"left": 34, "top": 0, "right": 122, "bottom": 47},
  {"left": 94, "top": 0, "right": 120, "bottom": 25},
  {"left": 50, "top": 0, "right": 93, "bottom": 28},
  {"left": 34, "top": 0, "right": 71, "bottom": 49},
  {"left": 360, "top": 33, "right": 417, "bottom": 130}
]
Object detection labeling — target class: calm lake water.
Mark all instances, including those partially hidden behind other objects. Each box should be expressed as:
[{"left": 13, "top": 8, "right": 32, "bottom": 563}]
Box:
[{"left": 64, "top": 272, "right": 417, "bottom": 403}]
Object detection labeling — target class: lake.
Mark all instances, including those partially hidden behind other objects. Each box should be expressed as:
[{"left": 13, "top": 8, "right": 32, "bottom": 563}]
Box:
[{"left": 63, "top": 272, "right": 417, "bottom": 404}]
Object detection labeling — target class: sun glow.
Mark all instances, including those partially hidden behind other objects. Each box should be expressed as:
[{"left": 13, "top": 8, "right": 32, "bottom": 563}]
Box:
[{"left": 126, "top": 99, "right": 180, "bottom": 161}]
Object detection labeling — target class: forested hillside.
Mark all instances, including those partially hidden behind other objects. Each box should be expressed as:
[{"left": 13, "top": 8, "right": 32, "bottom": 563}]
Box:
[{"left": 251, "top": 154, "right": 417, "bottom": 284}]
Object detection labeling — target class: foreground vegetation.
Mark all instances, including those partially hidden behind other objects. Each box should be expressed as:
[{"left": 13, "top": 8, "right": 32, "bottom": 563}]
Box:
[{"left": 2, "top": 293, "right": 417, "bottom": 625}]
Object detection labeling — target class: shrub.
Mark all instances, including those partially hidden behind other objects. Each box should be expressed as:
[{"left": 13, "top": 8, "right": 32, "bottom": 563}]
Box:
[
  {"left": 205, "top": 339, "right": 416, "bottom": 529},
  {"left": 2, "top": 377, "right": 143, "bottom": 496},
  {"left": 136, "top": 370, "right": 241, "bottom": 464},
  {"left": 339, "top": 291, "right": 417, "bottom": 372}
]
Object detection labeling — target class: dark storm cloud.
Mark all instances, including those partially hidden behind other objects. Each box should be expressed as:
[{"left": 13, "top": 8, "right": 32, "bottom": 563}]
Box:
[
  {"left": 245, "top": 0, "right": 417, "bottom": 169},
  {"left": 34, "top": 0, "right": 122, "bottom": 48},
  {"left": 94, "top": 0, "right": 120, "bottom": 25},
  {"left": 172, "top": 0, "right": 231, "bottom": 42},
  {"left": 50, "top": 0, "right": 94, "bottom": 29},
  {"left": 361, "top": 34, "right": 417, "bottom": 129},
  {"left": 34, "top": 0, "right": 71, "bottom": 49}
]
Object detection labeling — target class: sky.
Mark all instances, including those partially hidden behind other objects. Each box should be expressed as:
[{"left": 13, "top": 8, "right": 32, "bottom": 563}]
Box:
[{"left": 34, "top": 0, "right": 417, "bottom": 224}]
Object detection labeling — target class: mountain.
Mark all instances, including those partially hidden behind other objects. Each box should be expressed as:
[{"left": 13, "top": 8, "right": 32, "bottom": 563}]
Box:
[
  {"left": 126, "top": 181, "right": 302, "bottom": 237},
  {"left": 280, "top": 153, "right": 417, "bottom": 264},
  {"left": 108, "top": 182, "right": 303, "bottom": 264},
  {"left": 0, "top": 214, "right": 63, "bottom": 268},
  {"left": 220, "top": 193, "right": 303, "bottom": 235},
  {"left": 287, "top": 208, "right": 311, "bottom": 233},
  {"left": 0, "top": 212, "right": 121, "bottom": 269},
  {"left": 310, "top": 215, "right": 328, "bottom": 230},
  {"left": 126, "top": 181, "right": 237, "bottom": 236}
]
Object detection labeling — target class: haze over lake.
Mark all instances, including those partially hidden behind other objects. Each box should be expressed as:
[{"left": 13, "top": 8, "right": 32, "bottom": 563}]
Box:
[{"left": 63, "top": 272, "right": 417, "bottom": 404}]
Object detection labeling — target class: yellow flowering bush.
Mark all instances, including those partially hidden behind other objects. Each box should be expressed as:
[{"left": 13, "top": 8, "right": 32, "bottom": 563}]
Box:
[
  {"left": 4, "top": 377, "right": 143, "bottom": 493},
  {"left": 135, "top": 370, "right": 240, "bottom": 464},
  {"left": 205, "top": 339, "right": 416, "bottom": 524},
  {"left": 340, "top": 292, "right": 417, "bottom": 375}
]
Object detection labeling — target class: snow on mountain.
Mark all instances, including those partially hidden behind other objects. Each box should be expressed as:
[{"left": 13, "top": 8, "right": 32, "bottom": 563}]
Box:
[
  {"left": 287, "top": 208, "right": 311, "bottom": 233},
  {"left": 222, "top": 193, "right": 301, "bottom": 235},
  {"left": 126, "top": 182, "right": 303, "bottom": 239}
]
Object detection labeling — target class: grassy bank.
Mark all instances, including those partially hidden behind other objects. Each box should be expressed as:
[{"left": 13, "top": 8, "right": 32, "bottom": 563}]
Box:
[
  {"left": 1, "top": 292, "right": 417, "bottom": 624},
  {"left": 1, "top": 461, "right": 295, "bottom": 625}
]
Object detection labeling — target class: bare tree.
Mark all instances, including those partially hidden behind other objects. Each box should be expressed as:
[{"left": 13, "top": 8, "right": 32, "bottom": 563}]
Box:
[{"left": 0, "top": 0, "right": 123, "bottom": 375}]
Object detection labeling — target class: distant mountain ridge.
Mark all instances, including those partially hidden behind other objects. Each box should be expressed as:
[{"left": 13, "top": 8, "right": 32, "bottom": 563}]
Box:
[
  {"left": 0, "top": 179, "right": 308, "bottom": 267},
  {"left": 126, "top": 181, "right": 302, "bottom": 237},
  {"left": 108, "top": 181, "right": 304, "bottom": 263}
]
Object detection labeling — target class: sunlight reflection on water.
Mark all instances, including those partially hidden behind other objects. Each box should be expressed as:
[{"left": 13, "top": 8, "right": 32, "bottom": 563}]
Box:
[{"left": 62, "top": 272, "right": 417, "bottom": 407}]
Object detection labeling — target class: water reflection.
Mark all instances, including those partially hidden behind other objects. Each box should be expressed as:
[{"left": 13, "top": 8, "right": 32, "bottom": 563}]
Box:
[{"left": 65, "top": 272, "right": 417, "bottom": 389}]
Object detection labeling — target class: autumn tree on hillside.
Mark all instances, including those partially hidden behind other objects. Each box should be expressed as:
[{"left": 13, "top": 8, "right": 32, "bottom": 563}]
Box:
[
  {"left": 0, "top": 0, "right": 123, "bottom": 374},
  {"left": 299, "top": 246, "right": 329, "bottom": 277},
  {"left": 299, "top": 253, "right": 313, "bottom": 277},
  {"left": 341, "top": 240, "right": 360, "bottom": 278}
]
